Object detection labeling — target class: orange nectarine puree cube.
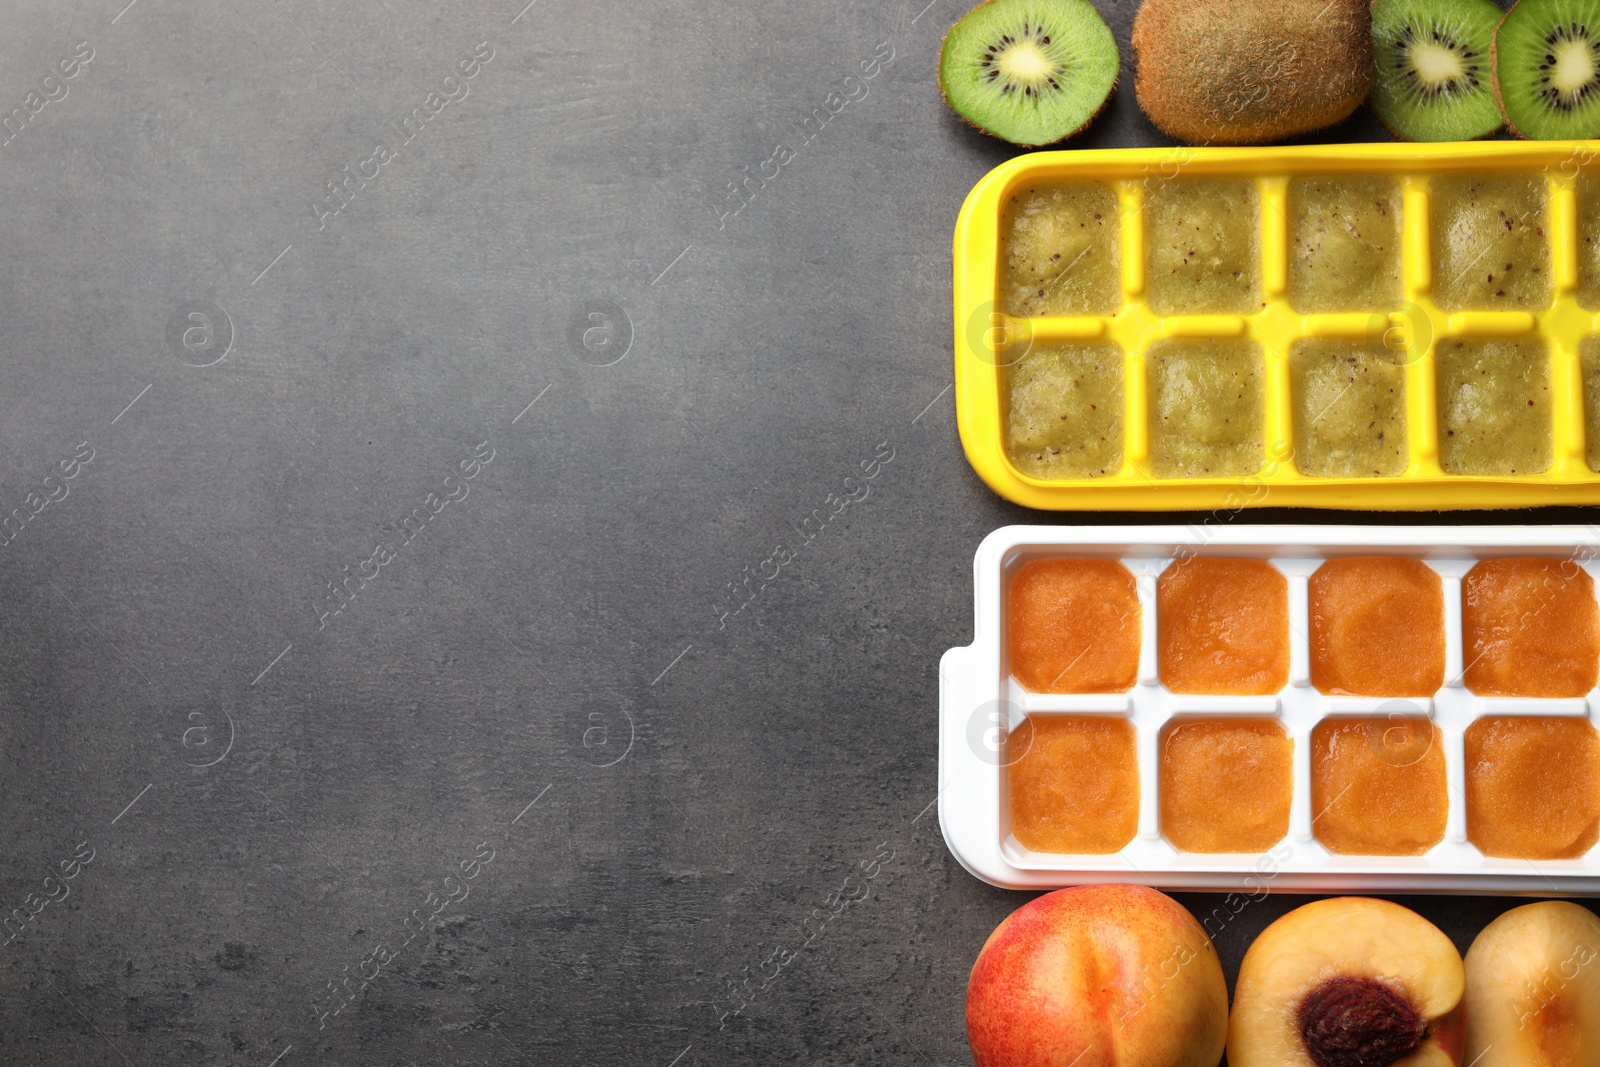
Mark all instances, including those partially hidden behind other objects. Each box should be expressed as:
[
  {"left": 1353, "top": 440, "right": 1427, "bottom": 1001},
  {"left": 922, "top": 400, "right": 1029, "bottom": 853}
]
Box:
[
  {"left": 1157, "top": 557, "right": 1287, "bottom": 695},
  {"left": 1160, "top": 719, "right": 1292, "bottom": 853},
  {"left": 1463, "top": 559, "right": 1600, "bottom": 698},
  {"left": 1008, "top": 558, "right": 1140, "bottom": 693},
  {"left": 1466, "top": 717, "right": 1600, "bottom": 860},
  {"left": 1311, "top": 718, "right": 1447, "bottom": 855},
  {"left": 1310, "top": 557, "right": 1445, "bottom": 696},
  {"left": 1009, "top": 716, "right": 1138, "bottom": 854}
]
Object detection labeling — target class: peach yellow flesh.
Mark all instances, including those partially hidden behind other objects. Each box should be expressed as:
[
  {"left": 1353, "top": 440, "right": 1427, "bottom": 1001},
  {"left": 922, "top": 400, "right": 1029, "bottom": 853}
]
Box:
[
  {"left": 1228, "top": 897, "right": 1465, "bottom": 1067},
  {"left": 1008, "top": 558, "right": 1141, "bottom": 693},
  {"left": 1160, "top": 719, "right": 1292, "bottom": 853},
  {"left": 1309, "top": 557, "right": 1445, "bottom": 696},
  {"left": 1466, "top": 717, "right": 1600, "bottom": 860},
  {"left": 1465, "top": 901, "right": 1600, "bottom": 1067},
  {"left": 1009, "top": 716, "right": 1139, "bottom": 854},
  {"left": 1157, "top": 557, "right": 1288, "bottom": 695},
  {"left": 967, "top": 884, "right": 1227, "bottom": 1067}
]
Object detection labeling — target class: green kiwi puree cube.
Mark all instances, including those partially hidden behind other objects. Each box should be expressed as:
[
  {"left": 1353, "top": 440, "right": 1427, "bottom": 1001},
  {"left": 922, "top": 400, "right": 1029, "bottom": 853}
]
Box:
[
  {"left": 1001, "top": 183, "right": 1122, "bottom": 318},
  {"left": 1288, "top": 178, "right": 1403, "bottom": 314},
  {"left": 1147, "top": 337, "right": 1264, "bottom": 478},
  {"left": 1144, "top": 178, "right": 1262, "bottom": 316},
  {"left": 1005, "top": 343, "right": 1124, "bottom": 479},
  {"left": 1430, "top": 174, "right": 1550, "bottom": 312}
]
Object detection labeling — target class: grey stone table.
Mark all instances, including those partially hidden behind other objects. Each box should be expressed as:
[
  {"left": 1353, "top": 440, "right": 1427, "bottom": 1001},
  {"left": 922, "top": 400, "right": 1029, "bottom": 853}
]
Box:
[{"left": 0, "top": 0, "right": 1591, "bottom": 1063}]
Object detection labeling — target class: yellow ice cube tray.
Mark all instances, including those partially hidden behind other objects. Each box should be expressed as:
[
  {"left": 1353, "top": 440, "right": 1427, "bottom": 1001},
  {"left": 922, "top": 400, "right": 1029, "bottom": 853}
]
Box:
[{"left": 953, "top": 141, "right": 1600, "bottom": 510}]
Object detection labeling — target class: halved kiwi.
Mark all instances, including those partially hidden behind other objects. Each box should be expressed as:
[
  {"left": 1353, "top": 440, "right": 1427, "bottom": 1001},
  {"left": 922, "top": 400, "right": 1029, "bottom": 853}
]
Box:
[
  {"left": 938, "top": 0, "right": 1119, "bottom": 147},
  {"left": 1370, "top": 0, "right": 1503, "bottom": 140},
  {"left": 1494, "top": 0, "right": 1600, "bottom": 139}
]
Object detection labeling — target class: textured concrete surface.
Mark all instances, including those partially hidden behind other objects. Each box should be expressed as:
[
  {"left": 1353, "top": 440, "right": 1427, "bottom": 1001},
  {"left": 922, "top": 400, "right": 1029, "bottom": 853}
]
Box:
[{"left": 0, "top": 0, "right": 1594, "bottom": 1064}]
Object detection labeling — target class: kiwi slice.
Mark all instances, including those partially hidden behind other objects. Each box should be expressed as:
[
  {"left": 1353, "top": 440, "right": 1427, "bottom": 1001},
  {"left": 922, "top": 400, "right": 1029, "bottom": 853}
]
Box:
[
  {"left": 1370, "top": 0, "right": 1503, "bottom": 140},
  {"left": 1494, "top": 0, "right": 1600, "bottom": 139},
  {"left": 939, "top": 0, "right": 1119, "bottom": 147}
]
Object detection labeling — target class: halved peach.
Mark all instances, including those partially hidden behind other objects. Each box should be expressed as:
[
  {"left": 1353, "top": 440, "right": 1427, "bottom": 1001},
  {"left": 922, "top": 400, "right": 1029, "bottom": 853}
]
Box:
[
  {"left": 1228, "top": 897, "right": 1464, "bottom": 1067},
  {"left": 1465, "top": 901, "right": 1600, "bottom": 1067}
]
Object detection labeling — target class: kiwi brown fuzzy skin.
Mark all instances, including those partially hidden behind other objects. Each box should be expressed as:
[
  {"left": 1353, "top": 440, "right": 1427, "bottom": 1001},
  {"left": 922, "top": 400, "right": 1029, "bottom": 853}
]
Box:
[
  {"left": 937, "top": 0, "right": 1120, "bottom": 147},
  {"left": 1132, "top": 0, "right": 1373, "bottom": 145}
]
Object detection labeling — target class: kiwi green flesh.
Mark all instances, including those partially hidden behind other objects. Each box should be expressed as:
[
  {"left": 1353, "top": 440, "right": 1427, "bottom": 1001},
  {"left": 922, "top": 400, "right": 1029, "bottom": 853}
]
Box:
[
  {"left": 1370, "top": 0, "right": 1503, "bottom": 140},
  {"left": 939, "top": 0, "right": 1118, "bottom": 146},
  {"left": 1496, "top": 0, "right": 1600, "bottom": 139}
]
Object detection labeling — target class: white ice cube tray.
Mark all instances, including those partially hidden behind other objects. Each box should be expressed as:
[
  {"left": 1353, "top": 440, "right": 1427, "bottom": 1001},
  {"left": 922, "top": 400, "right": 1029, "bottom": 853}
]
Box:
[{"left": 939, "top": 525, "right": 1600, "bottom": 894}]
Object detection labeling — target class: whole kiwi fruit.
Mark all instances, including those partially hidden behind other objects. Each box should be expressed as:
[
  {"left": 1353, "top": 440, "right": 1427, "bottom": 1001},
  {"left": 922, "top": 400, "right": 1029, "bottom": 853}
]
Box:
[{"left": 1132, "top": 0, "right": 1373, "bottom": 144}]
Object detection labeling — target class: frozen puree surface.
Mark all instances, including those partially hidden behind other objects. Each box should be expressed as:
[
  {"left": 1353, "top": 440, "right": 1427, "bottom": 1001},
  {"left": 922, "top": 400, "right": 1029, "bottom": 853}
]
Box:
[
  {"left": 1581, "top": 335, "right": 1600, "bottom": 471},
  {"left": 1576, "top": 171, "right": 1600, "bottom": 310},
  {"left": 1156, "top": 557, "right": 1287, "bottom": 695},
  {"left": 1144, "top": 177, "right": 1261, "bottom": 315},
  {"left": 1004, "top": 343, "right": 1123, "bottom": 479},
  {"left": 1466, "top": 717, "right": 1600, "bottom": 860},
  {"left": 1007, "top": 558, "right": 1140, "bottom": 694},
  {"left": 1462, "top": 558, "right": 1600, "bottom": 697},
  {"left": 1288, "top": 176, "right": 1403, "bottom": 314},
  {"left": 1430, "top": 173, "right": 1551, "bottom": 312},
  {"left": 1009, "top": 715, "right": 1139, "bottom": 854},
  {"left": 1434, "top": 337, "right": 1551, "bottom": 475},
  {"left": 1160, "top": 719, "right": 1293, "bottom": 854},
  {"left": 1310, "top": 557, "right": 1445, "bottom": 697},
  {"left": 1290, "top": 338, "right": 1407, "bottom": 478},
  {"left": 1000, "top": 182, "right": 1122, "bottom": 317},
  {"left": 1311, "top": 718, "right": 1448, "bottom": 856},
  {"left": 1146, "top": 336, "right": 1264, "bottom": 479}
]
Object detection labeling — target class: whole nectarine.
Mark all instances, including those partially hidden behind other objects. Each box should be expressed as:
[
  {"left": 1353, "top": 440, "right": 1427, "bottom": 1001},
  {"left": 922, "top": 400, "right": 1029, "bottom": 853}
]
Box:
[{"left": 966, "top": 883, "right": 1227, "bottom": 1067}]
